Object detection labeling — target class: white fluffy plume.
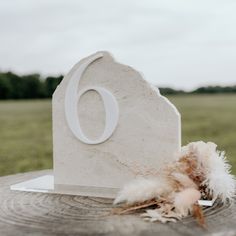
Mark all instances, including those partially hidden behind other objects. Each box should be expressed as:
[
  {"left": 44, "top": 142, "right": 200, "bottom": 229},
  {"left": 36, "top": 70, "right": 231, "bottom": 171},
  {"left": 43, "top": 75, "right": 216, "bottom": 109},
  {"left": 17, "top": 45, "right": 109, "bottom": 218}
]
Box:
[
  {"left": 114, "top": 177, "right": 172, "bottom": 205},
  {"left": 203, "top": 147, "right": 235, "bottom": 202},
  {"left": 182, "top": 141, "right": 236, "bottom": 202},
  {"left": 174, "top": 188, "right": 201, "bottom": 216}
]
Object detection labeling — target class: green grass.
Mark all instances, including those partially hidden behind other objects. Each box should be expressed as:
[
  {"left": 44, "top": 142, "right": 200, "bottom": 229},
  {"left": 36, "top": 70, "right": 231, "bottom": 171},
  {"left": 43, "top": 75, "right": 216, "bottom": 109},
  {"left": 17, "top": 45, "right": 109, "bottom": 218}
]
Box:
[
  {"left": 0, "top": 100, "right": 52, "bottom": 176},
  {"left": 0, "top": 95, "right": 236, "bottom": 176},
  {"left": 169, "top": 94, "right": 236, "bottom": 173}
]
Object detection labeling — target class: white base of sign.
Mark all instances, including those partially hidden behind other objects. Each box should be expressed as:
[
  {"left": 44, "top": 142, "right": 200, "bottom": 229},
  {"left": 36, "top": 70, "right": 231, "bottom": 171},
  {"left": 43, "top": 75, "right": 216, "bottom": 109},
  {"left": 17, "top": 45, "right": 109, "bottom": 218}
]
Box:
[
  {"left": 198, "top": 199, "right": 215, "bottom": 207},
  {"left": 10, "top": 176, "right": 216, "bottom": 207},
  {"left": 10, "top": 175, "right": 119, "bottom": 198}
]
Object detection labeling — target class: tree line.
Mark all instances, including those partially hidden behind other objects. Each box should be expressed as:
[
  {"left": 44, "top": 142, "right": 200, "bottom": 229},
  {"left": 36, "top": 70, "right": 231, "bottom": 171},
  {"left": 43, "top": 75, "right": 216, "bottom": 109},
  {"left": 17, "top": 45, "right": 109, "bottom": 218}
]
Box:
[
  {"left": 0, "top": 71, "right": 235, "bottom": 99},
  {"left": 0, "top": 72, "right": 63, "bottom": 99},
  {"left": 159, "top": 86, "right": 236, "bottom": 95}
]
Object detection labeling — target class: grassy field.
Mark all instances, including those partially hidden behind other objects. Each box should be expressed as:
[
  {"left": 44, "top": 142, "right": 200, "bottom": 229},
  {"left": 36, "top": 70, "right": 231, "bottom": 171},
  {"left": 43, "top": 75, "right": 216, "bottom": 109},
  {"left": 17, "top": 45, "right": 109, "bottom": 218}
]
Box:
[
  {"left": 0, "top": 94, "right": 236, "bottom": 176},
  {"left": 0, "top": 100, "right": 52, "bottom": 176}
]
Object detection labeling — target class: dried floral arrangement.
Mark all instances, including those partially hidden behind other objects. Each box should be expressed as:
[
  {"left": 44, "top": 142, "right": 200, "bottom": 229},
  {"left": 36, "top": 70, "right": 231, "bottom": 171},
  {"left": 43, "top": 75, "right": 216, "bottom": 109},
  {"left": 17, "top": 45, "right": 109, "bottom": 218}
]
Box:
[{"left": 113, "top": 141, "right": 235, "bottom": 227}]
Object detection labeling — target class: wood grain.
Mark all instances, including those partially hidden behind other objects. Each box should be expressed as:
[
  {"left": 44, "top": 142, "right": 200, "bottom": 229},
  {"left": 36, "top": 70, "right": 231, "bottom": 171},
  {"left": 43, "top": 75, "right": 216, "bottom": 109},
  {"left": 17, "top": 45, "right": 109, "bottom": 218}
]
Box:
[{"left": 0, "top": 170, "right": 235, "bottom": 236}]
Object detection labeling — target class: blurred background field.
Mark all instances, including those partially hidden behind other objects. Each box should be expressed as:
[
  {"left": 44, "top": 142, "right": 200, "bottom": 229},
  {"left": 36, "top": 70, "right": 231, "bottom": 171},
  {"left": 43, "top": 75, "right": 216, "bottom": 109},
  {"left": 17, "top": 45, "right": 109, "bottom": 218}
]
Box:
[{"left": 0, "top": 94, "right": 235, "bottom": 176}]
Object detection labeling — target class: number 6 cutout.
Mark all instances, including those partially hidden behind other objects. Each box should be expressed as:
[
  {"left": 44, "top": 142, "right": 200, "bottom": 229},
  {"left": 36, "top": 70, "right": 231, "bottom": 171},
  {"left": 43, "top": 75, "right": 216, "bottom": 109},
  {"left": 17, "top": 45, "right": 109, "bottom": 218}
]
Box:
[{"left": 65, "top": 53, "right": 119, "bottom": 144}]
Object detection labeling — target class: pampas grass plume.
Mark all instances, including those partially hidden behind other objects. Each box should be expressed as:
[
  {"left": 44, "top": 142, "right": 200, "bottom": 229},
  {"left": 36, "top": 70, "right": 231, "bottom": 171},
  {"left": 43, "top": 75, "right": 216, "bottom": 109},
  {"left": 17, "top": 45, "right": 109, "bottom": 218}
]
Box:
[
  {"left": 174, "top": 188, "right": 201, "bottom": 216},
  {"left": 114, "top": 177, "right": 172, "bottom": 205}
]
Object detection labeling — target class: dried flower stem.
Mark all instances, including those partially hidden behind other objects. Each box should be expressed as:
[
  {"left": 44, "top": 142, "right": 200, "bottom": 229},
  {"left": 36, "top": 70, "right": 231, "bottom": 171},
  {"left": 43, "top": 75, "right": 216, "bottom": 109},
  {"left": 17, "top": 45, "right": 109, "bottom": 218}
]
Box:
[
  {"left": 192, "top": 204, "right": 206, "bottom": 228},
  {"left": 113, "top": 198, "right": 165, "bottom": 215}
]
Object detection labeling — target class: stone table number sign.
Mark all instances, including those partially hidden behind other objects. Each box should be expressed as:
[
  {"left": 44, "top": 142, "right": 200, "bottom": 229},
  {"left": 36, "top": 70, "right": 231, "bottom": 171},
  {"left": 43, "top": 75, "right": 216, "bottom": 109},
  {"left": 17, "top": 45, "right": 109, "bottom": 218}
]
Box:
[{"left": 11, "top": 51, "right": 181, "bottom": 198}]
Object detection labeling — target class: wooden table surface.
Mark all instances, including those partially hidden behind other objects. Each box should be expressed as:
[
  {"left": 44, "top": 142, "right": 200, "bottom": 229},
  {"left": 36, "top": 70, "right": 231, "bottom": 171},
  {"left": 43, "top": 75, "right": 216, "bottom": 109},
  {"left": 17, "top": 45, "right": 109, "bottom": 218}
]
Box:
[{"left": 0, "top": 170, "right": 236, "bottom": 236}]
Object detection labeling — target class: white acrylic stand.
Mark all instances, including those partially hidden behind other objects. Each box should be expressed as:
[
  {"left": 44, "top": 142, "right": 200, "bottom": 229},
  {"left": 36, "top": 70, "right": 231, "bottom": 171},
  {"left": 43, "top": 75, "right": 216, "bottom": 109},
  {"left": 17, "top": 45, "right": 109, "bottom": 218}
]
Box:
[
  {"left": 10, "top": 175, "right": 54, "bottom": 193},
  {"left": 10, "top": 174, "right": 215, "bottom": 206},
  {"left": 10, "top": 174, "right": 119, "bottom": 198}
]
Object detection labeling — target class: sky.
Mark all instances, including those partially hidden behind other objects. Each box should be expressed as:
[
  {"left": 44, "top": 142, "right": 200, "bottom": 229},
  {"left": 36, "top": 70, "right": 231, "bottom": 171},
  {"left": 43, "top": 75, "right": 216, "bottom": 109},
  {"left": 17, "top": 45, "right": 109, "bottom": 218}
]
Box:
[{"left": 0, "top": 0, "right": 236, "bottom": 90}]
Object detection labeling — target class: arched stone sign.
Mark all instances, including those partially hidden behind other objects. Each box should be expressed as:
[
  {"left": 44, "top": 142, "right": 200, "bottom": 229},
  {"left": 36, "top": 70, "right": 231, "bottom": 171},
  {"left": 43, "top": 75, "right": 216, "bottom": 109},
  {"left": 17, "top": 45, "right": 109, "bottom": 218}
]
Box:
[
  {"left": 52, "top": 51, "right": 181, "bottom": 197},
  {"left": 10, "top": 51, "right": 181, "bottom": 198}
]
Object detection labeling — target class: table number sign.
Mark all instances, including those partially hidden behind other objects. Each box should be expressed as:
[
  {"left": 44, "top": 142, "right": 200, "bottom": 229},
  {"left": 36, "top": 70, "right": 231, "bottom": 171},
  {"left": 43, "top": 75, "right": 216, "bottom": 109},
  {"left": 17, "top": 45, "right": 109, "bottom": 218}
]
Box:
[{"left": 11, "top": 51, "right": 181, "bottom": 198}]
